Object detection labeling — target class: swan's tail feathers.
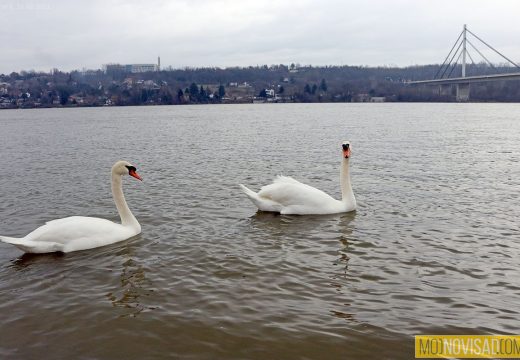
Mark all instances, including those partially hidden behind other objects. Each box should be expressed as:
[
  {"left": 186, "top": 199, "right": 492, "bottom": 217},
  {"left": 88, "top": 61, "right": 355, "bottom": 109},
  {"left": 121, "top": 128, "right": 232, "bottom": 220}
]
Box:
[
  {"left": 0, "top": 236, "right": 31, "bottom": 252},
  {"left": 239, "top": 184, "right": 265, "bottom": 208},
  {"left": 239, "top": 184, "right": 258, "bottom": 199},
  {"left": 0, "top": 236, "right": 62, "bottom": 253},
  {"left": 238, "top": 184, "right": 281, "bottom": 212},
  {"left": 0, "top": 236, "right": 23, "bottom": 245}
]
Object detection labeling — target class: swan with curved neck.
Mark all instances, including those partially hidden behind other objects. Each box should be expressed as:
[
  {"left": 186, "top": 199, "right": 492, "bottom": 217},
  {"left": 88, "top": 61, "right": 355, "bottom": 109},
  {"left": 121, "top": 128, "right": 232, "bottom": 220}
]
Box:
[
  {"left": 0, "top": 161, "right": 142, "bottom": 253},
  {"left": 239, "top": 141, "right": 356, "bottom": 215}
]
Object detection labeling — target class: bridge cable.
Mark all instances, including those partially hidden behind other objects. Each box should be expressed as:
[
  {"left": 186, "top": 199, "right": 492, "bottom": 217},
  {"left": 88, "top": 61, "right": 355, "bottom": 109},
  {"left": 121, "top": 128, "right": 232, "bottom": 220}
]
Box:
[
  {"left": 466, "top": 49, "right": 476, "bottom": 66},
  {"left": 434, "top": 30, "right": 464, "bottom": 79},
  {"left": 466, "top": 28, "right": 520, "bottom": 69},
  {"left": 447, "top": 50, "right": 464, "bottom": 78},
  {"left": 439, "top": 40, "right": 463, "bottom": 79},
  {"left": 467, "top": 39, "right": 496, "bottom": 70},
  {"left": 439, "top": 41, "right": 463, "bottom": 79},
  {"left": 440, "top": 44, "right": 461, "bottom": 79}
]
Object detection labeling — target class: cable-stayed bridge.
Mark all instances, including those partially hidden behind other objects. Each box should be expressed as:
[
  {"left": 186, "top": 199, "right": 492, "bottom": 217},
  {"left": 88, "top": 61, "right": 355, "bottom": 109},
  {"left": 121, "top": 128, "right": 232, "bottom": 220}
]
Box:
[{"left": 408, "top": 25, "right": 520, "bottom": 101}]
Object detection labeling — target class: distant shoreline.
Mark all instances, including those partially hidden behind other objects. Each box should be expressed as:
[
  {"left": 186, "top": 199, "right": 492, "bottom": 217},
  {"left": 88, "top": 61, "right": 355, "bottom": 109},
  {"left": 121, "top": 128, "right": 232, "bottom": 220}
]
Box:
[
  {"left": 2, "top": 100, "right": 518, "bottom": 111},
  {"left": 2, "top": 64, "right": 519, "bottom": 109}
]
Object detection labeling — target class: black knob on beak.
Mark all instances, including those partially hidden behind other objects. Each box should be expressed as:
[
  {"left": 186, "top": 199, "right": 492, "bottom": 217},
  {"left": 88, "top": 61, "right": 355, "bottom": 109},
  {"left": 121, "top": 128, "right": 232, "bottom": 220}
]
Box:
[{"left": 342, "top": 144, "right": 350, "bottom": 150}]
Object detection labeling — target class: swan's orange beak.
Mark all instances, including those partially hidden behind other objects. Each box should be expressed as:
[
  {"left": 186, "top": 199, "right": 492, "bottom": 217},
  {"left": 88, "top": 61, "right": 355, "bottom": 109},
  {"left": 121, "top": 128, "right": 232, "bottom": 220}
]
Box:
[
  {"left": 129, "top": 169, "right": 142, "bottom": 181},
  {"left": 343, "top": 148, "right": 351, "bottom": 159}
]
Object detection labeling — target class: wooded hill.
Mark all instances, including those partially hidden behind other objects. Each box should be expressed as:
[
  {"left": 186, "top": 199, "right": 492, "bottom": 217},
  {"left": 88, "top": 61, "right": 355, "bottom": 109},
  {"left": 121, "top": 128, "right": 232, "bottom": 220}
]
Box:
[{"left": 2, "top": 63, "right": 520, "bottom": 108}]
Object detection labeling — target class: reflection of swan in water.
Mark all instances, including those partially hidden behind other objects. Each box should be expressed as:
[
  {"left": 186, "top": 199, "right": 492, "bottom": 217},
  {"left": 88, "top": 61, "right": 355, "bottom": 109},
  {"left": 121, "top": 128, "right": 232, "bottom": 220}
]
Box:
[
  {"left": 248, "top": 209, "right": 356, "bottom": 234},
  {"left": 7, "top": 237, "right": 153, "bottom": 317},
  {"left": 329, "top": 229, "right": 358, "bottom": 324},
  {"left": 247, "top": 210, "right": 356, "bottom": 263},
  {"left": 106, "top": 259, "right": 146, "bottom": 317},
  {"left": 9, "top": 252, "right": 65, "bottom": 270},
  {"left": 9, "top": 233, "right": 154, "bottom": 318},
  {"left": 333, "top": 235, "right": 351, "bottom": 273},
  {"left": 106, "top": 248, "right": 154, "bottom": 318},
  {"left": 8, "top": 232, "right": 141, "bottom": 269},
  {"left": 330, "top": 309, "right": 358, "bottom": 323},
  {"left": 248, "top": 209, "right": 358, "bottom": 323},
  {"left": 332, "top": 214, "right": 355, "bottom": 277}
]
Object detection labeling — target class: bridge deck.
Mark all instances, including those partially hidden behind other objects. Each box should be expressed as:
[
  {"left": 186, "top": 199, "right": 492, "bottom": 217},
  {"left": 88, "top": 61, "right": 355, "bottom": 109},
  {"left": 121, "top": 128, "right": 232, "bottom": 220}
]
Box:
[{"left": 407, "top": 72, "right": 520, "bottom": 85}]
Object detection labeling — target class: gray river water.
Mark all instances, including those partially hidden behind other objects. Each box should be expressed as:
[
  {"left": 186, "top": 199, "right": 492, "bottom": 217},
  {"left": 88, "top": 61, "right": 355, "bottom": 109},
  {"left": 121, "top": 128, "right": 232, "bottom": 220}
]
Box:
[{"left": 0, "top": 103, "right": 519, "bottom": 359}]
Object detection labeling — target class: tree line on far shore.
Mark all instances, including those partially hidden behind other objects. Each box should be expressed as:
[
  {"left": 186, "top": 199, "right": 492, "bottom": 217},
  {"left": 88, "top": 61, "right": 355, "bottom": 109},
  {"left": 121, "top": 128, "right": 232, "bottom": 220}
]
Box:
[{"left": 1, "top": 63, "right": 520, "bottom": 108}]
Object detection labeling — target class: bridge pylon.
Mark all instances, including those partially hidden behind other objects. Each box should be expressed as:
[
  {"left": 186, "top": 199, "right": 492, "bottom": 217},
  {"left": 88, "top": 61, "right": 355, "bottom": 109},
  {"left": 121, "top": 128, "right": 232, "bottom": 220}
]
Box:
[{"left": 456, "top": 24, "right": 469, "bottom": 101}]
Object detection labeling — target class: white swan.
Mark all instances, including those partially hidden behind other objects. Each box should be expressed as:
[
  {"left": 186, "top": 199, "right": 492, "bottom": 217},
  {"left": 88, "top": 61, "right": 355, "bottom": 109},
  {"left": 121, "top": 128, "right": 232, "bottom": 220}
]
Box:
[
  {"left": 0, "top": 161, "right": 142, "bottom": 253},
  {"left": 239, "top": 141, "right": 356, "bottom": 215}
]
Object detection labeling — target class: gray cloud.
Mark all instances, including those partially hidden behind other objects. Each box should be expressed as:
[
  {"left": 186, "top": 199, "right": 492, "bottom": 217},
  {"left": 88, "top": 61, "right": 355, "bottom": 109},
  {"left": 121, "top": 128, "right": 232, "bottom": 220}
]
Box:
[{"left": 1, "top": 0, "right": 520, "bottom": 73}]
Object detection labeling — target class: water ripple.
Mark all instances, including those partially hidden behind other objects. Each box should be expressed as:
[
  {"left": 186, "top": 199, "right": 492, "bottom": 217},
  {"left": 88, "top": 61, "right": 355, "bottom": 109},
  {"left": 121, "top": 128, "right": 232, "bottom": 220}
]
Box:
[{"left": 1, "top": 104, "right": 520, "bottom": 359}]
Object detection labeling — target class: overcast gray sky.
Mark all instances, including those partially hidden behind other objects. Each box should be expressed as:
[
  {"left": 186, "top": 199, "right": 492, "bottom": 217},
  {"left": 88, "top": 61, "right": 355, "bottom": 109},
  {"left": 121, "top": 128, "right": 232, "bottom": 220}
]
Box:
[{"left": 1, "top": 0, "right": 520, "bottom": 73}]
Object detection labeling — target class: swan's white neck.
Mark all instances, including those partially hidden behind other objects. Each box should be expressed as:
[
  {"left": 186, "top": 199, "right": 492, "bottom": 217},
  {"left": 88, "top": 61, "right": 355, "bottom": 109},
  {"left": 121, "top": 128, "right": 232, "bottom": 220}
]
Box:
[
  {"left": 111, "top": 172, "right": 140, "bottom": 230},
  {"left": 340, "top": 157, "right": 355, "bottom": 205}
]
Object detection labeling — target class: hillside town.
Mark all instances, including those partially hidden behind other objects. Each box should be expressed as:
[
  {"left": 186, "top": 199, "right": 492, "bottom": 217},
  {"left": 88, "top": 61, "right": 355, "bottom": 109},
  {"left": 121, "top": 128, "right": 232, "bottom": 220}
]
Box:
[{"left": 1, "top": 61, "right": 520, "bottom": 109}]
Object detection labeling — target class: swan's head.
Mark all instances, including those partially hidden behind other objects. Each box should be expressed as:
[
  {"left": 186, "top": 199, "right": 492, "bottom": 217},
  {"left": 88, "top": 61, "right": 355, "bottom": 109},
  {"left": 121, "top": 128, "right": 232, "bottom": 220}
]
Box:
[
  {"left": 112, "top": 160, "right": 142, "bottom": 181},
  {"left": 342, "top": 141, "right": 351, "bottom": 159}
]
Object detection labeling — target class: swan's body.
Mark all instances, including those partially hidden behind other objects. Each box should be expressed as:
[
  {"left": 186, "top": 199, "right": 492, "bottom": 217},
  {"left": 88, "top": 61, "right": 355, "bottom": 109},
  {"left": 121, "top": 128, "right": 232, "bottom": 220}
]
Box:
[
  {"left": 240, "top": 142, "right": 356, "bottom": 215},
  {"left": 240, "top": 176, "right": 353, "bottom": 215},
  {"left": 0, "top": 161, "right": 142, "bottom": 253}
]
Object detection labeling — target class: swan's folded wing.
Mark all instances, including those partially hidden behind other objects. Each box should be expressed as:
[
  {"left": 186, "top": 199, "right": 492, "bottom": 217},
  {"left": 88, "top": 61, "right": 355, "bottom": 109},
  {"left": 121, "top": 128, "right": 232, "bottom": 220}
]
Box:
[
  {"left": 25, "top": 216, "right": 127, "bottom": 244},
  {"left": 258, "top": 181, "right": 335, "bottom": 207},
  {"left": 44, "top": 216, "right": 87, "bottom": 227},
  {"left": 272, "top": 175, "right": 303, "bottom": 185}
]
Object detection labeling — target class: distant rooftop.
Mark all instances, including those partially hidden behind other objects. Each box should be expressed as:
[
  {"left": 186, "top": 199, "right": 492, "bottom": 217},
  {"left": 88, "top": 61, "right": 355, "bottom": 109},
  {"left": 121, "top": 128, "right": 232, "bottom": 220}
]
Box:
[{"left": 104, "top": 57, "right": 160, "bottom": 73}]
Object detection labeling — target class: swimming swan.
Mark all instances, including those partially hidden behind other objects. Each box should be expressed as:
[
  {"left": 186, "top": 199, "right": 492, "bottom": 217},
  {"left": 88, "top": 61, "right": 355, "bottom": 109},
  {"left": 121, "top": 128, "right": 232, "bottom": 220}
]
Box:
[
  {"left": 0, "top": 161, "right": 142, "bottom": 253},
  {"left": 239, "top": 141, "right": 356, "bottom": 215}
]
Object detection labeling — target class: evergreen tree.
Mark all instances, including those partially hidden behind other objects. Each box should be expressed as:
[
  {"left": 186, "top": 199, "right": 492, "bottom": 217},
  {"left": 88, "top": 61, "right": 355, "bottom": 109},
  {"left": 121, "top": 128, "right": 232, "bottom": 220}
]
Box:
[
  {"left": 320, "top": 78, "right": 327, "bottom": 92},
  {"left": 140, "top": 89, "right": 148, "bottom": 102},
  {"left": 59, "top": 89, "right": 70, "bottom": 105},
  {"left": 189, "top": 83, "right": 199, "bottom": 100}
]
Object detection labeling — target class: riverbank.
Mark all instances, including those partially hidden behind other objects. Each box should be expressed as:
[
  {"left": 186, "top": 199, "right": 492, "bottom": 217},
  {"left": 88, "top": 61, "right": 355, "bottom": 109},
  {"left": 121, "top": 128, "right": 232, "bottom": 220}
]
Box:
[{"left": 2, "top": 63, "right": 519, "bottom": 110}]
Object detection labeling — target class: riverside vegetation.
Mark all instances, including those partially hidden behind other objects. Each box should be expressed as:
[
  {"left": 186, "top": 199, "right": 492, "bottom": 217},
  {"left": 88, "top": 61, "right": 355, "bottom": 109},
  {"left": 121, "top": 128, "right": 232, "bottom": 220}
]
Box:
[{"left": 1, "top": 63, "right": 520, "bottom": 109}]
